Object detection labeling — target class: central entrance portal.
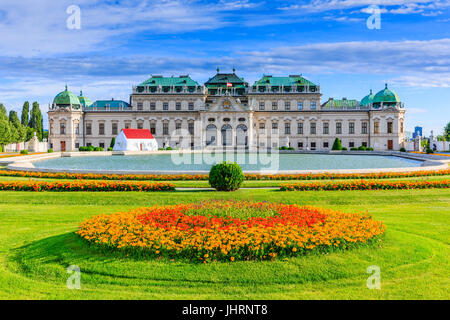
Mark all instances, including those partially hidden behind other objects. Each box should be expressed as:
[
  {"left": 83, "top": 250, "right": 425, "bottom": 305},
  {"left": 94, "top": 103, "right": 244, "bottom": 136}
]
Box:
[{"left": 221, "top": 124, "right": 232, "bottom": 146}]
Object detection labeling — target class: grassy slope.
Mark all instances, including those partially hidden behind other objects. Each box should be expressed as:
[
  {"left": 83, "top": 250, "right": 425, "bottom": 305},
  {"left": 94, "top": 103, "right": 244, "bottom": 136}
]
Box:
[{"left": 0, "top": 189, "right": 449, "bottom": 299}]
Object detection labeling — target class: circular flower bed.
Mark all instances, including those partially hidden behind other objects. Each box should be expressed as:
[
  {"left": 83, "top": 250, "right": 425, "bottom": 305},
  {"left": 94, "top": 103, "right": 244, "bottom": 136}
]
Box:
[{"left": 77, "top": 201, "right": 385, "bottom": 262}]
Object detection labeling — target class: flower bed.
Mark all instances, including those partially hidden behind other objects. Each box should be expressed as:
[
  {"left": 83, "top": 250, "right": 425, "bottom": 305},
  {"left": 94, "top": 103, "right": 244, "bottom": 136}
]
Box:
[
  {"left": 0, "top": 180, "right": 175, "bottom": 192},
  {"left": 1, "top": 169, "right": 449, "bottom": 181},
  {"left": 280, "top": 180, "right": 450, "bottom": 191},
  {"left": 77, "top": 201, "right": 385, "bottom": 262}
]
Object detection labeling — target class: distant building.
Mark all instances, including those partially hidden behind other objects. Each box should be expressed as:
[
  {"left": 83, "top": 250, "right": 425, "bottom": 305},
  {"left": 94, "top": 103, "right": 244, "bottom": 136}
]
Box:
[{"left": 47, "top": 71, "right": 406, "bottom": 152}]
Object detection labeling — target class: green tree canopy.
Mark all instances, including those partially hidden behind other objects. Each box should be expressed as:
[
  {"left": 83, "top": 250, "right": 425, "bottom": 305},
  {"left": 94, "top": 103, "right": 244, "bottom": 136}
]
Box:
[
  {"left": 29, "top": 102, "right": 43, "bottom": 141},
  {"left": 21, "top": 101, "right": 30, "bottom": 127},
  {"left": 0, "top": 104, "right": 7, "bottom": 121},
  {"left": 0, "top": 119, "right": 12, "bottom": 150},
  {"left": 444, "top": 122, "right": 450, "bottom": 141}
]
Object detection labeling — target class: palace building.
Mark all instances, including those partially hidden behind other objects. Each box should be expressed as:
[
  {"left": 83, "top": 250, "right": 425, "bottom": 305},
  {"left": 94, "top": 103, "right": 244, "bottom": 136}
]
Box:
[{"left": 48, "top": 70, "right": 406, "bottom": 152}]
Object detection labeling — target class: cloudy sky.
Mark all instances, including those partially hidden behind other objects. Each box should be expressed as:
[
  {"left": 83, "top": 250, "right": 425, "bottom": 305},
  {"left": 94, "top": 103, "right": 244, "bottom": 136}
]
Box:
[{"left": 0, "top": 0, "right": 449, "bottom": 134}]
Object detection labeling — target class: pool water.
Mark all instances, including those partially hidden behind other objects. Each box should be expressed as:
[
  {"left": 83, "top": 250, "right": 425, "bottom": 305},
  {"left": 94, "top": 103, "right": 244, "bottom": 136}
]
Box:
[{"left": 33, "top": 153, "right": 422, "bottom": 173}]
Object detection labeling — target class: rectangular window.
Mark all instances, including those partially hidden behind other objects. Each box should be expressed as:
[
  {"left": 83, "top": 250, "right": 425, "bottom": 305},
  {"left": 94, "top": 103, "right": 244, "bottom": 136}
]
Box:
[
  {"left": 323, "top": 142, "right": 329, "bottom": 148},
  {"left": 272, "top": 102, "right": 278, "bottom": 110},
  {"left": 86, "top": 123, "right": 92, "bottom": 135},
  {"left": 188, "top": 122, "right": 194, "bottom": 135},
  {"left": 137, "top": 122, "right": 144, "bottom": 129},
  {"left": 374, "top": 122, "right": 380, "bottom": 134},
  {"left": 285, "top": 123, "right": 291, "bottom": 134},
  {"left": 163, "top": 102, "right": 169, "bottom": 111},
  {"left": 336, "top": 122, "right": 342, "bottom": 134},
  {"left": 298, "top": 142, "right": 303, "bottom": 149},
  {"left": 150, "top": 102, "right": 156, "bottom": 111},
  {"left": 150, "top": 122, "right": 156, "bottom": 135},
  {"left": 99, "top": 123, "right": 105, "bottom": 135},
  {"left": 75, "top": 142, "right": 79, "bottom": 149},
  {"left": 125, "top": 123, "right": 131, "bottom": 129},
  {"left": 297, "top": 101, "right": 303, "bottom": 110},
  {"left": 362, "top": 142, "right": 368, "bottom": 147},
  {"left": 112, "top": 123, "right": 118, "bottom": 135},
  {"left": 259, "top": 123, "right": 265, "bottom": 133},
  {"left": 310, "top": 122, "right": 316, "bottom": 135},
  {"left": 349, "top": 122, "right": 355, "bottom": 134},
  {"left": 99, "top": 143, "right": 105, "bottom": 149},
  {"left": 163, "top": 123, "right": 169, "bottom": 135},
  {"left": 60, "top": 123, "right": 66, "bottom": 135},
  {"left": 362, "top": 122, "right": 368, "bottom": 134},
  {"left": 387, "top": 122, "right": 393, "bottom": 134},
  {"left": 75, "top": 124, "right": 79, "bottom": 135},
  {"left": 137, "top": 102, "right": 143, "bottom": 111},
  {"left": 400, "top": 121, "right": 404, "bottom": 133},
  {"left": 272, "top": 122, "right": 278, "bottom": 133},
  {"left": 285, "top": 101, "right": 290, "bottom": 111},
  {"left": 188, "top": 102, "right": 194, "bottom": 111},
  {"left": 323, "top": 122, "right": 329, "bottom": 134},
  {"left": 297, "top": 123, "right": 303, "bottom": 134},
  {"left": 175, "top": 122, "right": 181, "bottom": 134},
  {"left": 176, "top": 102, "right": 181, "bottom": 111},
  {"left": 349, "top": 142, "right": 355, "bottom": 148},
  {"left": 259, "top": 102, "right": 265, "bottom": 110},
  {"left": 310, "top": 102, "right": 316, "bottom": 110},
  {"left": 311, "top": 142, "right": 316, "bottom": 150}
]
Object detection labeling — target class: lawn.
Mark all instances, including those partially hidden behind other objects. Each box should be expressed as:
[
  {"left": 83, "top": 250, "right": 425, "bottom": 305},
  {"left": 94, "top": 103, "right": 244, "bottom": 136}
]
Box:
[{"left": 0, "top": 188, "right": 449, "bottom": 299}]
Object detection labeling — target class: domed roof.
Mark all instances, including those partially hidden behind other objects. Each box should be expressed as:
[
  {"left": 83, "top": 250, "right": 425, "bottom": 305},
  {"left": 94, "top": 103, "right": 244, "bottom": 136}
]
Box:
[
  {"left": 373, "top": 84, "right": 400, "bottom": 104},
  {"left": 78, "top": 91, "right": 93, "bottom": 107},
  {"left": 360, "top": 89, "right": 374, "bottom": 106},
  {"left": 53, "top": 85, "right": 81, "bottom": 106}
]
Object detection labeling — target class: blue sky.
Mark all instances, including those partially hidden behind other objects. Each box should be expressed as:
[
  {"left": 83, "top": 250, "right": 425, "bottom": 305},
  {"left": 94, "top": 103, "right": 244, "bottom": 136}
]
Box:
[{"left": 0, "top": 0, "right": 449, "bottom": 135}]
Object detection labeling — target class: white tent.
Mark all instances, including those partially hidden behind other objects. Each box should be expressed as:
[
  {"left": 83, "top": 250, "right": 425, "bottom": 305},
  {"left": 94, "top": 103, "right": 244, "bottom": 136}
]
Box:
[{"left": 113, "top": 129, "right": 158, "bottom": 151}]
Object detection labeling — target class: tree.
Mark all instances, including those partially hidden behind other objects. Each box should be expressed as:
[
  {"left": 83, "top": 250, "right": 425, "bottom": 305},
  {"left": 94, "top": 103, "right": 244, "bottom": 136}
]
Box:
[
  {"left": 21, "top": 101, "right": 30, "bottom": 127},
  {"left": 29, "top": 102, "right": 43, "bottom": 141},
  {"left": 0, "top": 119, "right": 12, "bottom": 151},
  {"left": 9, "top": 110, "right": 26, "bottom": 142},
  {"left": 0, "top": 103, "right": 7, "bottom": 121},
  {"left": 332, "top": 138, "right": 343, "bottom": 150},
  {"left": 444, "top": 122, "right": 450, "bottom": 141}
]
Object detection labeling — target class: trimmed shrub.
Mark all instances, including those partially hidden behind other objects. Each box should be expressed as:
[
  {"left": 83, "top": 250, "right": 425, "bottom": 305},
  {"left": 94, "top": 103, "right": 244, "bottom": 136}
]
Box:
[
  {"left": 107, "top": 147, "right": 113, "bottom": 151},
  {"left": 47, "top": 149, "right": 53, "bottom": 153},
  {"left": 426, "top": 148, "right": 434, "bottom": 154},
  {"left": 342, "top": 147, "right": 348, "bottom": 151},
  {"left": 400, "top": 147, "right": 406, "bottom": 152},
  {"left": 332, "top": 138, "right": 343, "bottom": 150},
  {"left": 367, "top": 147, "right": 374, "bottom": 151},
  {"left": 209, "top": 161, "right": 245, "bottom": 191},
  {"left": 287, "top": 147, "right": 295, "bottom": 150},
  {"left": 20, "top": 150, "right": 28, "bottom": 155},
  {"left": 94, "top": 147, "right": 104, "bottom": 152},
  {"left": 350, "top": 147, "right": 358, "bottom": 151},
  {"left": 110, "top": 137, "right": 116, "bottom": 149},
  {"left": 88, "top": 146, "right": 95, "bottom": 152},
  {"left": 358, "top": 146, "right": 367, "bottom": 151}
]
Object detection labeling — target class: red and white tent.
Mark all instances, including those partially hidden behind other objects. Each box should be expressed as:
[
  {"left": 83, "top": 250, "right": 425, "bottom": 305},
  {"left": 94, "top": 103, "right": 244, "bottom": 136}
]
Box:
[{"left": 113, "top": 129, "right": 158, "bottom": 151}]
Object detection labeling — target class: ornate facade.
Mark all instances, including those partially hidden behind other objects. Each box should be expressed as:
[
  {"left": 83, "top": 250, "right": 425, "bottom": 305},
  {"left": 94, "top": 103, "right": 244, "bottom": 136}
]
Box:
[{"left": 48, "top": 70, "right": 406, "bottom": 152}]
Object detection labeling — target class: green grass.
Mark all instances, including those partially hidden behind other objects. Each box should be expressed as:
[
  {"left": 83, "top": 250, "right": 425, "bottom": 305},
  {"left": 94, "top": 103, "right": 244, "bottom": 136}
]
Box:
[{"left": 0, "top": 188, "right": 449, "bottom": 299}]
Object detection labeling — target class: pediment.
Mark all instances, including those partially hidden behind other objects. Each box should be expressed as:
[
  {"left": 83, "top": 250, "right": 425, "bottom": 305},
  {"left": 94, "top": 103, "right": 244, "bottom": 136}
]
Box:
[{"left": 207, "top": 96, "right": 249, "bottom": 112}]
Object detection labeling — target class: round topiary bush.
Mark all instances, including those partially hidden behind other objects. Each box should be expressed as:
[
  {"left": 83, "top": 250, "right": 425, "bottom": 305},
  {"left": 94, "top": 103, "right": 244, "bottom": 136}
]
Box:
[{"left": 209, "top": 161, "right": 245, "bottom": 191}]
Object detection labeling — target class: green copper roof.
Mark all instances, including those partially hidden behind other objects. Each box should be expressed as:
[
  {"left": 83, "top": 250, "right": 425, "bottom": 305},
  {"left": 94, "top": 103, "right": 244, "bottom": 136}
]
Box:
[
  {"left": 138, "top": 75, "right": 199, "bottom": 87},
  {"left": 373, "top": 84, "right": 400, "bottom": 104},
  {"left": 360, "top": 89, "right": 374, "bottom": 106},
  {"left": 253, "top": 75, "right": 317, "bottom": 87},
  {"left": 86, "top": 100, "right": 131, "bottom": 109},
  {"left": 205, "top": 72, "right": 248, "bottom": 88},
  {"left": 78, "top": 91, "right": 93, "bottom": 107},
  {"left": 322, "top": 98, "right": 359, "bottom": 109},
  {"left": 53, "top": 86, "right": 81, "bottom": 106}
]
